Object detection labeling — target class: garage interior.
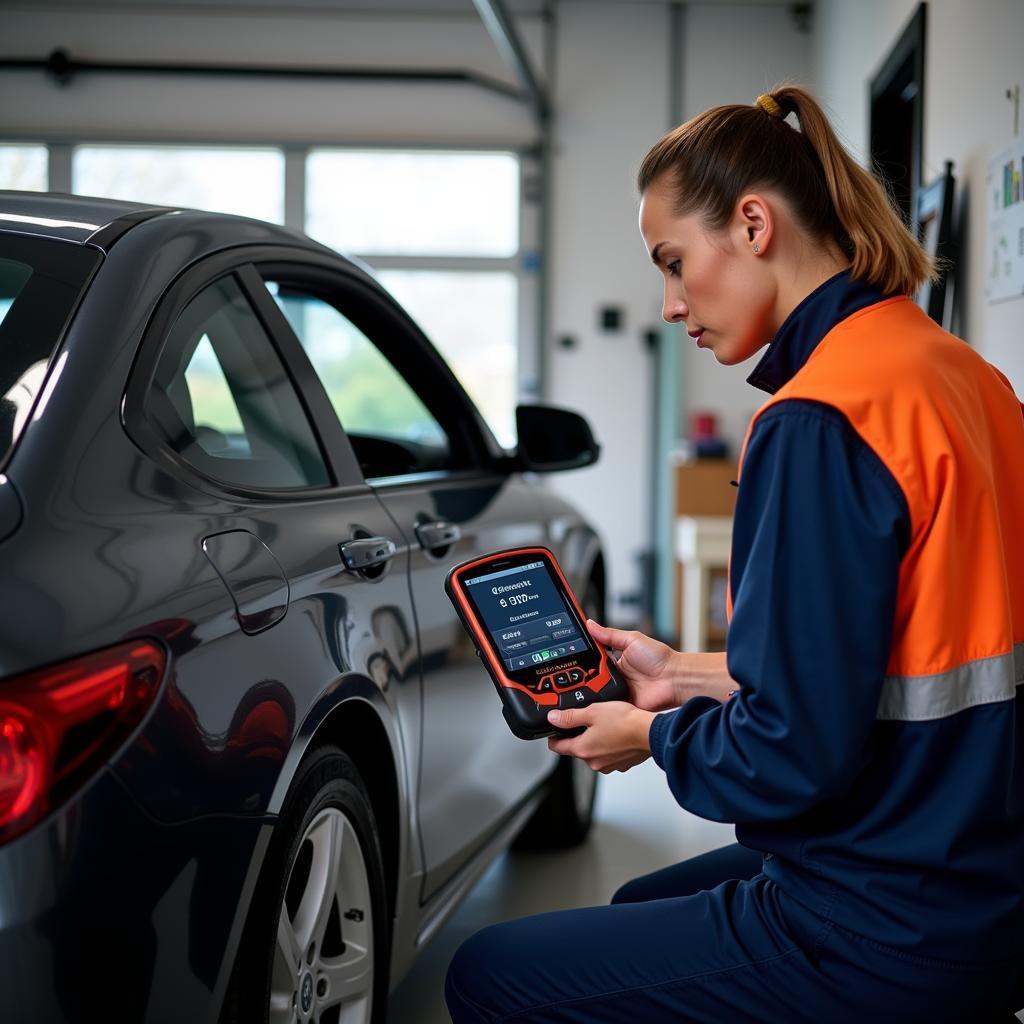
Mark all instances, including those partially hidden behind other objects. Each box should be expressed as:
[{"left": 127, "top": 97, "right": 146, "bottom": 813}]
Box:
[{"left": 2, "top": 1, "right": 1023, "bottom": 1021}]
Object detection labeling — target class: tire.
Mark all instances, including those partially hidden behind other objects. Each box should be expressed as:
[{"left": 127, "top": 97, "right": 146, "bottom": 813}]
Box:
[
  {"left": 512, "top": 576, "right": 603, "bottom": 851},
  {"left": 222, "top": 745, "right": 390, "bottom": 1024},
  {"left": 511, "top": 746, "right": 599, "bottom": 850}
]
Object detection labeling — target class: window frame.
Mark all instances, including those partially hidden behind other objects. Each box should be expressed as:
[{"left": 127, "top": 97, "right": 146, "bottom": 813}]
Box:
[
  {"left": 148, "top": 270, "right": 332, "bottom": 489},
  {"left": 0, "top": 232, "right": 102, "bottom": 475},
  {"left": 123, "top": 246, "right": 366, "bottom": 502},
  {"left": 123, "top": 243, "right": 503, "bottom": 504}
]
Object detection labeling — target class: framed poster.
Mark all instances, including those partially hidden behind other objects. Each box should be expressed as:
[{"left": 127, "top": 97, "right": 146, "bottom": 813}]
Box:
[
  {"left": 913, "top": 160, "right": 955, "bottom": 327},
  {"left": 986, "top": 134, "right": 1024, "bottom": 304}
]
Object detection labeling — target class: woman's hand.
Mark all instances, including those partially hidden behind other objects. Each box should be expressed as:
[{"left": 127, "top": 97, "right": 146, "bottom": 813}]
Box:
[
  {"left": 587, "top": 619, "right": 682, "bottom": 712},
  {"left": 590, "top": 619, "right": 739, "bottom": 707},
  {"left": 547, "top": 702, "right": 655, "bottom": 773}
]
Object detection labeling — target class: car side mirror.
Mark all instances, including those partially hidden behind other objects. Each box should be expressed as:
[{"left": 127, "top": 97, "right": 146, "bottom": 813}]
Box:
[{"left": 512, "top": 404, "right": 601, "bottom": 473}]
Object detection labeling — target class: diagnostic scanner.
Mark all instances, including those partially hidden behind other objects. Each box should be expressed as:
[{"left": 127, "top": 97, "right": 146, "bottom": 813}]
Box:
[{"left": 445, "top": 546, "right": 628, "bottom": 739}]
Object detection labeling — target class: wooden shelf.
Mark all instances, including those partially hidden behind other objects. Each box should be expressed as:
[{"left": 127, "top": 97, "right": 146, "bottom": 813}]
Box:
[
  {"left": 672, "top": 459, "right": 737, "bottom": 646},
  {"left": 676, "top": 515, "right": 733, "bottom": 652}
]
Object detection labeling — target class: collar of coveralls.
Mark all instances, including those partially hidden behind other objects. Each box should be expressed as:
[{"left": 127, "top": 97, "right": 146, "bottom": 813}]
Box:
[{"left": 745, "top": 265, "right": 896, "bottom": 395}]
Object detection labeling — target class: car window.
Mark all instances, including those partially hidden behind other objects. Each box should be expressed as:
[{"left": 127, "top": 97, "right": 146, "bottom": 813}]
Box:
[
  {"left": 0, "top": 235, "right": 100, "bottom": 468},
  {"left": 263, "top": 279, "right": 455, "bottom": 479},
  {"left": 0, "top": 260, "right": 31, "bottom": 327},
  {"left": 146, "top": 273, "right": 330, "bottom": 490}
]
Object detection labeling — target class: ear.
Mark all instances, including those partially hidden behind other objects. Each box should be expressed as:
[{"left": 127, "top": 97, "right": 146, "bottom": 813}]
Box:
[{"left": 734, "top": 192, "right": 774, "bottom": 254}]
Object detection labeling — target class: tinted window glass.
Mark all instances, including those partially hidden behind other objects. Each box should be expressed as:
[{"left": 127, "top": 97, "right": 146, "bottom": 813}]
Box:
[
  {"left": 0, "top": 235, "right": 99, "bottom": 467},
  {"left": 148, "top": 273, "right": 329, "bottom": 490},
  {"left": 0, "top": 260, "right": 31, "bottom": 326},
  {"left": 378, "top": 270, "right": 516, "bottom": 448},
  {"left": 265, "top": 280, "right": 454, "bottom": 479}
]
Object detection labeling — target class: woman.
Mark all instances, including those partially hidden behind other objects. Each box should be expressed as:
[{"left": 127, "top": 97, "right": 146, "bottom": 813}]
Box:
[{"left": 445, "top": 84, "right": 1024, "bottom": 1022}]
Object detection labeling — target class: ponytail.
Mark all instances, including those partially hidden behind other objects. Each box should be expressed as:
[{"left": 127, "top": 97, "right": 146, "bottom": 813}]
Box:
[{"left": 637, "top": 83, "right": 941, "bottom": 297}]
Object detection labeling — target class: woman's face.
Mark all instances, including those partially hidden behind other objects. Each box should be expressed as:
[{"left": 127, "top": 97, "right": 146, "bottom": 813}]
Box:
[{"left": 638, "top": 178, "right": 779, "bottom": 365}]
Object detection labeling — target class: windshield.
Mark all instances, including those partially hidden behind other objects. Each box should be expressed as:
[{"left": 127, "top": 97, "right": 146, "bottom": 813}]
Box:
[{"left": 0, "top": 234, "right": 100, "bottom": 467}]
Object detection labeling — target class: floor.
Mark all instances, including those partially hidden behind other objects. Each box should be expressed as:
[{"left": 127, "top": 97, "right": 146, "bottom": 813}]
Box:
[{"left": 386, "top": 757, "right": 735, "bottom": 1024}]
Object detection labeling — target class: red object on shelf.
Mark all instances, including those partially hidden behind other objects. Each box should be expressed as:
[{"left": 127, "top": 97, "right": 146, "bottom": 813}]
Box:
[{"left": 691, "top": 411, "right": 718, "bottom": 440}]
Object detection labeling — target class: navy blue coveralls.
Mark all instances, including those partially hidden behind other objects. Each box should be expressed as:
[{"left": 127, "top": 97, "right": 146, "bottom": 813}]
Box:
[{"left": 444, "top": 270, "right": 1024, "bottom": 1023}]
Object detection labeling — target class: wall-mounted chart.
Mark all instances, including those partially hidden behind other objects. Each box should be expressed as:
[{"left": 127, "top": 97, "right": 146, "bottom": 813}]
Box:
[{"left": 986, "top": 134, "right": 1024, "bottom": 304}]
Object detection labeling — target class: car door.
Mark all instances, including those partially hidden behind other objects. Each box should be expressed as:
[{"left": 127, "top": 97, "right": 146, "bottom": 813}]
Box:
[
  {"left": 119, "top": 254, "right": 421, "bottom": 826},
  {"left": 250, "top": 258, "right": 554, "bottom": 900}
]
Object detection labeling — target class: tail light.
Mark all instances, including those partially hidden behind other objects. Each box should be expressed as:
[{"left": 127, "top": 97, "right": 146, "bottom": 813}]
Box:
[{"left": 0, "top": 639, "right": 166, "bottom": 846}]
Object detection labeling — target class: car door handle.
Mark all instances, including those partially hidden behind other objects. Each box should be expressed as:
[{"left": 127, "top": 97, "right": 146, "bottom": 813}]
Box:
[
  {"left": 338, "top": 536, "right": 397, "bottom": 572},
  {"left": 414, "top": 520, "right": 461, "bottom": 549}
]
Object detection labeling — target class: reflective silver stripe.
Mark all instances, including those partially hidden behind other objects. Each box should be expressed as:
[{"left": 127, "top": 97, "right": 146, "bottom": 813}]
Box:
[{"left": 876, "top": 642, "right": 1024, "bottom": 722}]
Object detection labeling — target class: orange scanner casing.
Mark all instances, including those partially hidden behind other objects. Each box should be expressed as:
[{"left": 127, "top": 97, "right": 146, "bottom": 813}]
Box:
[{"left": 444, "top": 545, "right": 628, "bottom": 740}]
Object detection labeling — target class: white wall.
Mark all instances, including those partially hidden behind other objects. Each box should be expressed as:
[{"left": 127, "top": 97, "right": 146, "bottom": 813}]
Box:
[
  {"left": 544, "top": 2, "right": 810, "bottom": 621},
  {"left": 543, "top": 0, "right": 669, "bottom": 622},
  {"left": 676, "top": 3, "right": 813, "bottom": 457},
  {"left": 812, "top": 0, "right": 1024, "bottom": 392}
]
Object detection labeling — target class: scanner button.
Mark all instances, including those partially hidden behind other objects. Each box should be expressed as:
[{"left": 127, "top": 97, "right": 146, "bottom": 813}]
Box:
[
  {"left": 554, "top": 672, "right": 569, "bottom": 687},
  {"left": 539, "top": 678, "right": 554, "bottom": 692},
  {"left": 568, "top": 669, "right": 583, "bottom": 684},
  {"left": 559, "top": 689, "right": 591, "bottom": 709}
]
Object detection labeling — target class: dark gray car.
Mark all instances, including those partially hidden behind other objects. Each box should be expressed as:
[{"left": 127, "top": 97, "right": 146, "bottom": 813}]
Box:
[{"left": 0, "top": 191, "right": 608, "bottom": 1024}]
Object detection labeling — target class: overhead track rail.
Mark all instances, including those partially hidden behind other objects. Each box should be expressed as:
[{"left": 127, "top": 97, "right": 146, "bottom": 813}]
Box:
[
  {"left": 471, "top": 0, "right": 549, "bottom": 126},
  {"left": 0, "top": 47, "right": 529, "bottom": 106},
  {"left": 470, "top": 0, "right": 553, "bottom": 401}
]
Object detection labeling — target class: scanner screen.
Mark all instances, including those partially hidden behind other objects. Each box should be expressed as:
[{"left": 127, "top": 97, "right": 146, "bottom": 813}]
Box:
[{"left": 464, "top": 559, "right": 591, "bottom": 672}]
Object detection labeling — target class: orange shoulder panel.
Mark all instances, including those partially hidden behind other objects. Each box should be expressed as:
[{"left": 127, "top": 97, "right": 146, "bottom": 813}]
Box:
[{"left": 732, "top": 297, "right": 1024, "bottom": 677}]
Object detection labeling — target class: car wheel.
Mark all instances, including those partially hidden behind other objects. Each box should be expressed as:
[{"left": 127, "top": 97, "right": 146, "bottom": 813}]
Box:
[
  {"left": 512, "top": 576, "right": 602, "bottom": 850},
  {"left": 222, "top": 745, "right": 389, "bottom": 1024}
]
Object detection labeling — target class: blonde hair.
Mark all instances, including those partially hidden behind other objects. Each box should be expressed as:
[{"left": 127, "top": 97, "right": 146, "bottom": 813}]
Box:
[{"left": 637, "top": 83, "right": 941, "bottom": 297}]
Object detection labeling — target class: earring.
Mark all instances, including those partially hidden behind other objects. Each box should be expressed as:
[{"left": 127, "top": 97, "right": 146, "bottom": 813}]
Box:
[{"left": 753, "top": 244, "right": 761, "bottom": 254}]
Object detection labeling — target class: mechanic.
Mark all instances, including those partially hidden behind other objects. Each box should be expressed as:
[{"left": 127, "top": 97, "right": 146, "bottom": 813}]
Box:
[{"left": 444, "top": 84, "right": 1024, "bottom": 1022}]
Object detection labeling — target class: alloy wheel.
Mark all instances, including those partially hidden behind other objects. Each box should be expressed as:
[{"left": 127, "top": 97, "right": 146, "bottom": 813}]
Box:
[{"left": 271, "top": 808, "right": 374, "bottom": 1024}]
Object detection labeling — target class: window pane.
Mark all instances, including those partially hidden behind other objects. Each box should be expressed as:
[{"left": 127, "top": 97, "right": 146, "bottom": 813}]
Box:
[
  {"left": 378, "top": 270, "right": 517, "bottom": 448},
  {"left": 148, "top": 274, "right": 329, "bottom": 489},
  {"left": 183, "top": 335, "right": 246, "bottom": 438},
  {"left": 0, "top": 145, "right": 47, "bottom": 191},
  {"left": 266, "top": 281, "right": 452, "bottom": 479},
  {"left": 0, "top": 236, "right": 100, "bottom": 466},
  {"left": 307, "top": 151, "right": 518, "bottom": 257},
  {"left": 74, "top": 146, "right": 284, "bottom": 222}
]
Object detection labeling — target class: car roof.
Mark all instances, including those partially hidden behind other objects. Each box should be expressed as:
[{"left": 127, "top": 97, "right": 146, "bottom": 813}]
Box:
[{"left": 0, "top": 190, "right": 332, "bottom": 255}]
